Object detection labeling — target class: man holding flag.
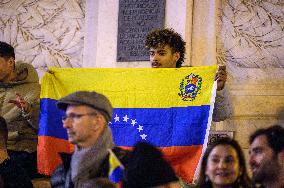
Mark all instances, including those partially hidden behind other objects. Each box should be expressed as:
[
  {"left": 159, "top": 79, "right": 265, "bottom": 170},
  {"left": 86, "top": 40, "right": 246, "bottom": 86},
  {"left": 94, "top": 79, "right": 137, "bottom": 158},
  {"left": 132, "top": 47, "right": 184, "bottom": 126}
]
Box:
[
  {"left": 50, "top": 91, "right": 128, "bottom": 187},
  {"left": 145, "top": 28, "right": 231, "bottom": 122}
]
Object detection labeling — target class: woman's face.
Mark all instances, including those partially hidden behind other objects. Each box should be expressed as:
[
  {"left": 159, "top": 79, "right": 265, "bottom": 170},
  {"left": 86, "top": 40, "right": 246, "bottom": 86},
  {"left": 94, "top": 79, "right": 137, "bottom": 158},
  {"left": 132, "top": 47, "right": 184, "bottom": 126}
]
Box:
[{"left": 205, "top": 144, "right": 241, "bottom": 187}]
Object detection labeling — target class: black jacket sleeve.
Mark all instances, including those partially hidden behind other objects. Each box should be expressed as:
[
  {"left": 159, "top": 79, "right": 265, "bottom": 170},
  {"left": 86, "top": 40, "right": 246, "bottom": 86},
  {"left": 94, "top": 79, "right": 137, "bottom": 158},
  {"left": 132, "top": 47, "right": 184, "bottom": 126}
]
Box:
[{"left": 0, "top": 159, "right": 33, "bottom": 188}]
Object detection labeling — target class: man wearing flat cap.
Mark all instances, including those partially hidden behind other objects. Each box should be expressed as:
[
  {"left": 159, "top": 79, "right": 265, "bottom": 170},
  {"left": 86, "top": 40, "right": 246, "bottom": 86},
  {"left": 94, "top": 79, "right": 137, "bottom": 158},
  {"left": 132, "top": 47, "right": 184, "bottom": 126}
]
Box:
[{"left": 50, "top": 91, "right": 128, "bottom": 188}]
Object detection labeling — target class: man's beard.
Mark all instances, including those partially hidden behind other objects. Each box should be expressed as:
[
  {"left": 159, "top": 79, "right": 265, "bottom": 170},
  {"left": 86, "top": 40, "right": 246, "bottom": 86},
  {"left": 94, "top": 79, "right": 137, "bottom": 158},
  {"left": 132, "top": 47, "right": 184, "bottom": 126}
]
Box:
[{"left": 252, "top": 155, "right": 280, "bottom": 184}]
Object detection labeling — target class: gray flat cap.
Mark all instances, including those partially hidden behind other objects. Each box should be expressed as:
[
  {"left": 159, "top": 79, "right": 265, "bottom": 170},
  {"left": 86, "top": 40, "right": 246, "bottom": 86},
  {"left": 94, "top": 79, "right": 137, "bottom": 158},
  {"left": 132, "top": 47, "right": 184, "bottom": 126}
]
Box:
[{"left": 57, "top": 91, "right": 113, "bottom": 122}]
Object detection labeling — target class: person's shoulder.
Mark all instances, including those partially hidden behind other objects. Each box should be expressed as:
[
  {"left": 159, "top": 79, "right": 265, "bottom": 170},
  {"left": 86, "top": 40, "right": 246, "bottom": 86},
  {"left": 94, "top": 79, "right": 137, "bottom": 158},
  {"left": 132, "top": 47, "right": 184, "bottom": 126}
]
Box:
[
  {"left": 15, "top": 61, "right": 39, "bottom": 82},
  {"left": 0, "top": 159, "right": 33, "bottom": 188}
]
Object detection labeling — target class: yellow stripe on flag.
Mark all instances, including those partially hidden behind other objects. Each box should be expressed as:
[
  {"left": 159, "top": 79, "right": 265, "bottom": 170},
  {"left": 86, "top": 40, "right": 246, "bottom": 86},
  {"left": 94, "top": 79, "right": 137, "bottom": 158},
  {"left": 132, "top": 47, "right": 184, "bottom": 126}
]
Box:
[{"left": 40, "top": 66, "right": 217, "bottom": 107}]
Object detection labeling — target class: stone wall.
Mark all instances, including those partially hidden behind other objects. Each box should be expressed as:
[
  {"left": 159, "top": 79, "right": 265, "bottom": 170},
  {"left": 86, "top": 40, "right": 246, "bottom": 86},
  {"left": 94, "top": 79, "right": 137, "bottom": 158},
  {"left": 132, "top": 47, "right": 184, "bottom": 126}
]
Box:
[{"left": 216, "top": 0, "right": 284, "bottom": 149}]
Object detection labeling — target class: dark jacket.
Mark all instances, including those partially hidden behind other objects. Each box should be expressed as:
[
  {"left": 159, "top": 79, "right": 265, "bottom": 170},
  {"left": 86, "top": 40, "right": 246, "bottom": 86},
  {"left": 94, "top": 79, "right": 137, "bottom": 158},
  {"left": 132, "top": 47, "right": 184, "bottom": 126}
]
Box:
[
  {"left": 0, "top": 158, "right": 33, "bottom": 188},
  {"left": 51, "top": 147, "right": 129, "bottom": 188}
]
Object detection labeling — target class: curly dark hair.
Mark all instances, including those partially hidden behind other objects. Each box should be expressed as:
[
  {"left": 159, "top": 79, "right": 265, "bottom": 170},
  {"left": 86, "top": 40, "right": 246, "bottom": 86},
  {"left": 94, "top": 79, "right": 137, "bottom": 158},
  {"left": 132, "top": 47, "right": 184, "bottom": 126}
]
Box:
[
  {"left": 145, "top": 28, "right": 186, "bottom": 68},
  {"left": 0, "top": 41, "right": 15, "bottom": 60},
  {"left": 195, "top": 137, "right": 253, "bottom": 188}
]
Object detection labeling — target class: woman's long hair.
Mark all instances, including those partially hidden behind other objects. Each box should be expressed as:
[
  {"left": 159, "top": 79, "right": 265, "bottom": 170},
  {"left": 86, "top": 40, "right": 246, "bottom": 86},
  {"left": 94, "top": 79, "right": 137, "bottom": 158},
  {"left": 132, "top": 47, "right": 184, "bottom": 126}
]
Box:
[{"left": 195, "top": 137, "right": 253, "bottom": 188}]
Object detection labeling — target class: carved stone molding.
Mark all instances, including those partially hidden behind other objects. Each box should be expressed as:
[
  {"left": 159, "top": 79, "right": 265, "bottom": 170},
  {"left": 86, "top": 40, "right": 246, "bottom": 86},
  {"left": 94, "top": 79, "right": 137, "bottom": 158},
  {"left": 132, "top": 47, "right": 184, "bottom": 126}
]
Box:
[
  {"left": 0, "top": 0, "right": 85, "bottom": 78},
  {"left": 218, "top": 0, "right": 284, "bottom": 68}
]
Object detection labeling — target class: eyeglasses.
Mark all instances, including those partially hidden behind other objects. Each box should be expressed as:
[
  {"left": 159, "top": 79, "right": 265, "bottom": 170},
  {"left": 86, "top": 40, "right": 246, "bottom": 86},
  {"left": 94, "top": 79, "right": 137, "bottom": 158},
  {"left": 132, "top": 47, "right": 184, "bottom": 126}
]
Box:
[{"left": 62, "top": 112, "right": 98, "bottom": 122}]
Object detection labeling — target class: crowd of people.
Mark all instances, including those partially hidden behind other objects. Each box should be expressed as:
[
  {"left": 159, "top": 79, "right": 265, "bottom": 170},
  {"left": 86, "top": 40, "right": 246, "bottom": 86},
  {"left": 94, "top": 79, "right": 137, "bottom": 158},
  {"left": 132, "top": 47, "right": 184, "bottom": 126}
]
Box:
[{"left": 0, "top": 28, "right": 283, "bottom": 188}]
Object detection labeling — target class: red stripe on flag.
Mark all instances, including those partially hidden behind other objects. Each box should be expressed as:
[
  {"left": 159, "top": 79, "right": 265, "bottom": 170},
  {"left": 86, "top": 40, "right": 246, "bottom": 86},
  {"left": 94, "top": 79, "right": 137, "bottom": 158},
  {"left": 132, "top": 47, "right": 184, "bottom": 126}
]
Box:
[
  {"left": 37, "top": 137, "right": 202, "bottom": 181},
  {"left": 37, "top": 136, "right": 74, "bottom": 175},
  {"left": 161, "top": 145, "right": 202, "bottom": 182},
  {"left": 119, "top": 145, "right": 202, "bottom": 182}
]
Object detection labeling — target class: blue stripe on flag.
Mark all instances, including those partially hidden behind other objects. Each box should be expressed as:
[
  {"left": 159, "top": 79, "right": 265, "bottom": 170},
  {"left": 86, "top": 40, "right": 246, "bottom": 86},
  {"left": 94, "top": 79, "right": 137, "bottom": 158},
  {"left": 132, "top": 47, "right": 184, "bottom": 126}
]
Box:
[
  {"left": 110, "top": 107, "right": 210, "bottom": 147},
  {"left": 39, "top": 98, "right": 210, "bottom": 146},
  {"left": 39, "top": 98, "right": 67, "bottom": 139}
]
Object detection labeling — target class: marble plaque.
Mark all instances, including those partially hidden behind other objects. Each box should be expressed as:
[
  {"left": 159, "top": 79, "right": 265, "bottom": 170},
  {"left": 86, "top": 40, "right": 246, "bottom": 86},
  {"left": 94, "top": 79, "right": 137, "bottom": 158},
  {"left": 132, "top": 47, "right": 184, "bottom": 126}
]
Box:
[{"left": 117, "top": 0, "right": 165, "bottom": 62}]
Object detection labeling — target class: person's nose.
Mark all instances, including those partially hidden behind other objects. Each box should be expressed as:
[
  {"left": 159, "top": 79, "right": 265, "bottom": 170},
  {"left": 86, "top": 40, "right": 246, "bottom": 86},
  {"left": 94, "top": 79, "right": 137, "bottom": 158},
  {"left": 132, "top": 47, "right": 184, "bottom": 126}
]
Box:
[
  {"left": 62, "top": 118, "right": 72, "bottom": 129},
  {"left": 152, "top": 53, "right": 159, "bottom": 61},
  {"left": 217, "top": 160, "right": 227, "bottom": 169},
  {"left": 249, "top": 154, "right": 255, "bottom": 166}
]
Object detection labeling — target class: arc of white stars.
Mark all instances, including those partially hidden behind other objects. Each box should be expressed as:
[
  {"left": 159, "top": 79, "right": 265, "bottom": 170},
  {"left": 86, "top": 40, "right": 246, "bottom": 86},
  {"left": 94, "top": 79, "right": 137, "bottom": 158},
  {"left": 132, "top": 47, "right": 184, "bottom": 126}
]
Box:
[
  {"left": 123, "top": 115, "right": 129, "bottom": 122},
  {"left": 131, "top": 119, "right": 137, "bottom": 126},
  {"left": 114, "top": 114, "right": 120, "bottom": 122},
  {"left": 137, "top": 125, "right": 143, "bottom": 132},
  {"left": 111, "top": 114, "right": 147, "bottom": 141}
]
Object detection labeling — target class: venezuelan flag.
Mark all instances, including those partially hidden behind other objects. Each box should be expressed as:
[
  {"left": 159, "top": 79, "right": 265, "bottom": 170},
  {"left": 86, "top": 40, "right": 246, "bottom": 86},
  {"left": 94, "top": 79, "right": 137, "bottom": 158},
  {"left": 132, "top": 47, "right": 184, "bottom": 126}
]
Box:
[
  {"left": 38, "top": 66, "right": 217, "bottom": 182},
  {"left": 108, "top": 149, "right": 124, "bottom": 183}
]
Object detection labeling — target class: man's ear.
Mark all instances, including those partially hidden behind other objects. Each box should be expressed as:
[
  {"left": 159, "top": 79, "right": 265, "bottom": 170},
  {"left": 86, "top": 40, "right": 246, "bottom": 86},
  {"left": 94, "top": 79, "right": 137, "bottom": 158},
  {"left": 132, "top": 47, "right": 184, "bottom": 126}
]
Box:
[
  {"left": 91, "top": 114, "right": 105, "bottom": 131},
  {"left": 7, "top": 57, "right": 15, "bottom": 69},
  {"left": 174, "top": 52, "right": 180, "bottom": 63}
]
